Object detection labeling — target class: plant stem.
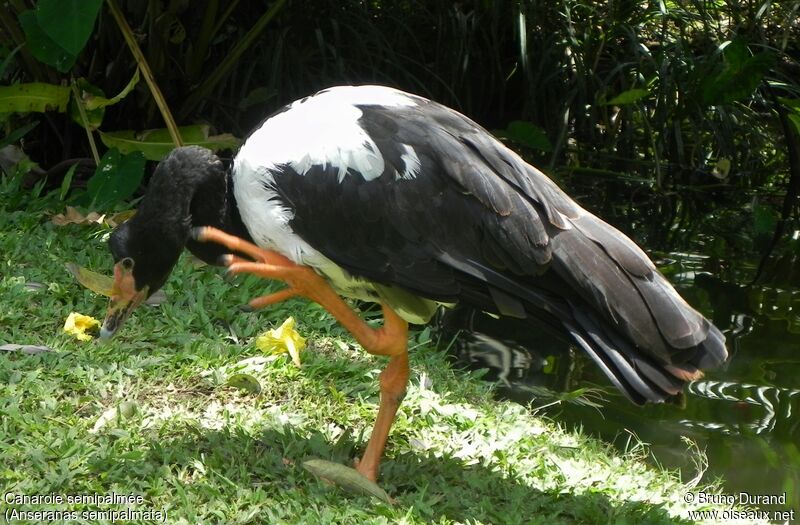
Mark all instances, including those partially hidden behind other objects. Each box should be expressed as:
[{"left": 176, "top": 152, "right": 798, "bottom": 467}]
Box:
[
  {"left": 211, "top": 0, "right": 241, "bottom": 42},
  {"left": 178, "top": 0, "right": 287, "bottom": 119},
  {"left": 71, "top": 80, "right": 101, "bottom": 166},
  {"left": 105, "top": 0, "right": 183, "bottom": 146}
]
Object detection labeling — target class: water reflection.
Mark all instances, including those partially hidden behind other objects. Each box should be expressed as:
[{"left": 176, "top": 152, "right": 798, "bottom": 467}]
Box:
[
  {"left": 686, "top": 380, "right": 800, "bottom": 437},
  {"left": 435, "top": 191, "right": 800, "bottom": 514}
]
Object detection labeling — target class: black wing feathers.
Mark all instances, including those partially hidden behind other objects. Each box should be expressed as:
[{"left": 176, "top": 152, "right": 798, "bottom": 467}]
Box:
[{"left": 266, "top": 95, "right": 727, "bottom": 403}]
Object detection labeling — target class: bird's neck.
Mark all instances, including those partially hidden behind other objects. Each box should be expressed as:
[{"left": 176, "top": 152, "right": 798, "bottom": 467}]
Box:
[
  {"left": 184, "top": 171, "right": 252, "bottom": 265},
  {"left": 134, "top": 162, "right": 251, "bottom": 267}
]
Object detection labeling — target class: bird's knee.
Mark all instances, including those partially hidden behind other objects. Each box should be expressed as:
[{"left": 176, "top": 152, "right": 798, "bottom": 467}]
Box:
[{"left": 379, "top": 357, "right": 410, "bottom": 404}]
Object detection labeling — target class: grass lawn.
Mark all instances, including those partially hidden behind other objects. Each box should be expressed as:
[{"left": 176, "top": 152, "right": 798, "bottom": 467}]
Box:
[{"left": 0, "top": 185, "right": 766, "bottom": 524}]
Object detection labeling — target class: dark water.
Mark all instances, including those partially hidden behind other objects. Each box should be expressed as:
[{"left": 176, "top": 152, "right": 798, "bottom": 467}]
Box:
[{"left": 438, "top": 177, "right": 800, "bottom": 516}]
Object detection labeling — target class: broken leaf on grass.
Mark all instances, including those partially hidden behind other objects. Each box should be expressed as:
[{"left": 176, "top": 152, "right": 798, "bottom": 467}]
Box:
[
  {"left": 303, "top": 459, "right": 391, "bottom": 503},
  {"left": 118, "top": 400, "right": 138, "bottom": 418},
  {"left": 227, "top": 373, "right": 262, "bottom": 394},
  {"left": 99, "top": 125, "right": 240, "bottom": 161},
  {"left": 90, "top": 400, "right": 137, "bottom": 434},
  {"left": 63, "top": 312, "right": 100, "bottom": 341},
  {"left": 255, "top": 317, "right": 305, "bottom": 366},
  {"left": 66, "top": 263, "right": 166, "bottom": 304}
]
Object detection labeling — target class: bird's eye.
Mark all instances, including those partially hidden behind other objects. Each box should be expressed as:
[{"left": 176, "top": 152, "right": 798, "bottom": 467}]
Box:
[{"left": 120, "top": 257, "right": 134, "bottom": 271}]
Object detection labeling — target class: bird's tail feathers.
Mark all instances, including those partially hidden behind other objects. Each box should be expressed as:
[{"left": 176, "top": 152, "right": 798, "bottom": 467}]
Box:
[
  {"left": 563, "top": 306, "right": 690, "bottom": 403},
  {"left": 545, "top": 214, "right": 728, "bottom": 402},
  {"left": 437, "top": 218, "right": 728, "bottom": 404}
]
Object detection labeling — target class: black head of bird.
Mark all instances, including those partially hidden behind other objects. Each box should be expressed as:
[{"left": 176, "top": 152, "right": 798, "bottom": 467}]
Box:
[{"left": 100, "top": 145, "right": 233, "bottom": 338}]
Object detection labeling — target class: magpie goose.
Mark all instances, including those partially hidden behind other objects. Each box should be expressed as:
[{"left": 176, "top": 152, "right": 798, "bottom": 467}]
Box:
[{"left": 101, "top": 85, "right": 728, "bottom": 482}]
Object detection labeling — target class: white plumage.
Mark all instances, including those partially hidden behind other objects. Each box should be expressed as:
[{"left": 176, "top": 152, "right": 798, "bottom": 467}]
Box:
[{"left": 236, "top": 85, "right": 418, "bottom": 183}]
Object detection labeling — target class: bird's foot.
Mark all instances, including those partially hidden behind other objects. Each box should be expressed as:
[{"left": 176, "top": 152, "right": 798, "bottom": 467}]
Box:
[
  {"left": 193, "top": 227, "right": 408, "bottom": 358},
  {"left": 191, "top": 226, "right": 331, "bottom": 309}
]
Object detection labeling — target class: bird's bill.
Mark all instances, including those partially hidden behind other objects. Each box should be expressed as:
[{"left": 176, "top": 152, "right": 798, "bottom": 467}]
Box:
[{"left": 100, "top": 261, "right": 148, "bottom": 339}]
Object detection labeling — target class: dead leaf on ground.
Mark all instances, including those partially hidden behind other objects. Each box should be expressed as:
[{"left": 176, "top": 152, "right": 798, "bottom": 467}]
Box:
[
  {"left": 51, "top": 206, "right": 135, "bottom": 227},
  {"left": 226, "top": 373, "right": 262, "bottom": 394},
  {"left": 66, "top": 263, "right": 114, "bottom": 297},
  {"left": 0, "top": 344, "right": 54, "bottom": 354},
  {"left": 303, "top": 459, "right": 392, "bottom": 503}
]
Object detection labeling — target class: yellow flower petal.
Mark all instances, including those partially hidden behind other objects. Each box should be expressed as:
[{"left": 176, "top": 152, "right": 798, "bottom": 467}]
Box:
[
  {"left": 255, "top": 317, "right": 306, "bottom": 366},
  {"left": 63, "top": 312, "right": 101, "bottom": 341}
]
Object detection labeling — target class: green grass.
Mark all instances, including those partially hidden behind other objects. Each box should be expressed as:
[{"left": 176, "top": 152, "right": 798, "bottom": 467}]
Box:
[{"left": 0, "top": 186, "right": 766, "bottom": 524}]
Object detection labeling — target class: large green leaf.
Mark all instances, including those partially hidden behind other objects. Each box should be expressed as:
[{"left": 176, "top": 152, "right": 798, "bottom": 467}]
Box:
[
  {"left": 778, "top": 97, "right": 800, "bottom": 112},
  {"left": 18, "top": 11, "right": 76, "bottom": 73},
  {"left": 0, "top": 82, "right": 70, "bottom": 113},
  {"left": 79, "top": 149, "right": 146, "bottom": 209},
  {"left": 779, "top": 98, "right": 800, "bottom": 135},
  {"left": 753, "top": 203, "right": 778, "bottom": 237},
  {"left": 788, "top": 114, "right": 800, "bottom": 136},
  {"left": 701, "top": 39, "right": 775, "bottom": 106},
  {"left": 36, "top": 0, "right": 103, "bottom": 57},
  {"left": 99, "top": 125, "right": 241, "bottom": 160}
]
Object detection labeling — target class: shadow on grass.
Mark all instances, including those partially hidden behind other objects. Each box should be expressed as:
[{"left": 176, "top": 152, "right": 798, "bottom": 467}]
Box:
[{"left": 101, "top": 424, "right": 693, "bottom": 525}]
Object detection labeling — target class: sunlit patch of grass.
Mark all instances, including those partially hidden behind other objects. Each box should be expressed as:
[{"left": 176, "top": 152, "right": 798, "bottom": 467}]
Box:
[{"left": 0, "top": 186, "right": 766, "bottom": 524}]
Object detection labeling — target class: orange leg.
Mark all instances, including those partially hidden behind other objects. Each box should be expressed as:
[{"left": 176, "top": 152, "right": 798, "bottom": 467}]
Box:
[
  {"left": 193, "top": 227, "right": 410, "bottom": 481},
  {"left": 354, "top": 332, "right": 409, "bottom": 481}
]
